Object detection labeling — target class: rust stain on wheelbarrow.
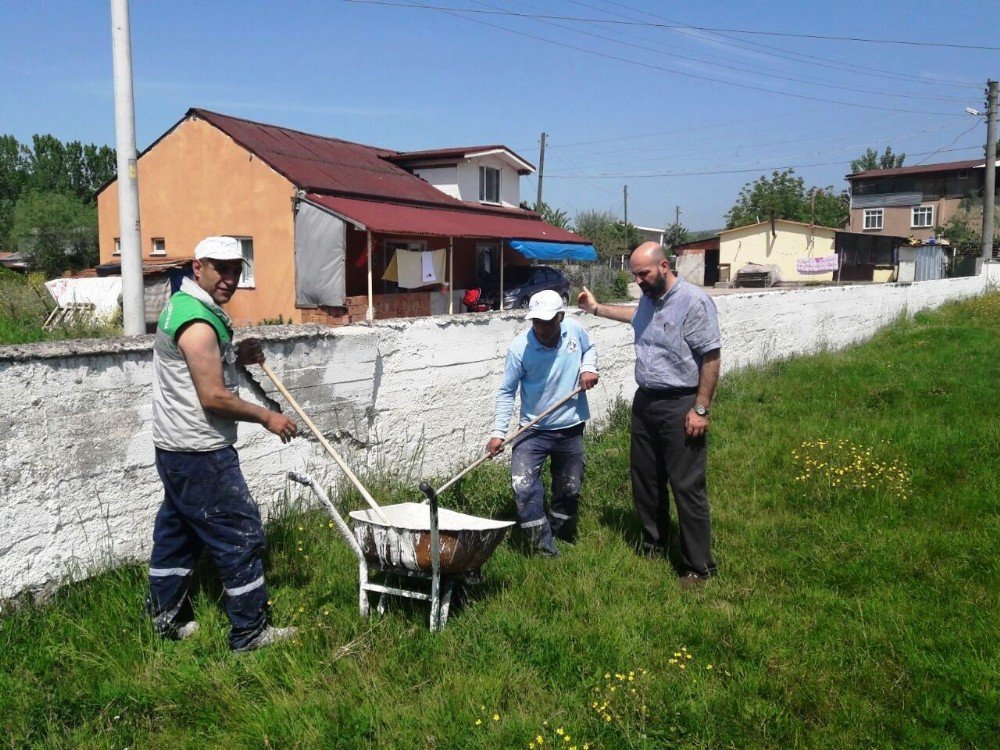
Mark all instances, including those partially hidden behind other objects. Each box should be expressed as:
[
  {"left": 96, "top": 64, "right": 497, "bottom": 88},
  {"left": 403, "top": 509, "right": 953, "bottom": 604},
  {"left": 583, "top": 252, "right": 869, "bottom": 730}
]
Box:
[{"left": 350, "top": 503, "right": 513, "bottom": 574}]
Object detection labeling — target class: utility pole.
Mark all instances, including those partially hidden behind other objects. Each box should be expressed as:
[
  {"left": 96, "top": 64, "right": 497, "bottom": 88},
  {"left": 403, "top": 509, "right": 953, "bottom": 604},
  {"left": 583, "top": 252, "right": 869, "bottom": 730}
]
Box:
[
  {"left": 623, "top": 185, "right": 629, "bottom": 225},
  {"left": 535, "top": 131, "right": 546, "bottom": 211},
  {"left": 675, "top": 205, "right": 681, "bottom": 226},
  {"left": 110, "top": 0, "right": 145, "bottom": 335},
  {"left": 982, "top": 79, "right": 997, "bottom": 261}
]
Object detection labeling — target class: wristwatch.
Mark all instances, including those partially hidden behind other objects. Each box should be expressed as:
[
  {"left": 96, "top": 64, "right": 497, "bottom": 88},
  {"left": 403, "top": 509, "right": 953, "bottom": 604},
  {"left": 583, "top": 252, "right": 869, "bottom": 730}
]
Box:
[{"left": 693, "top": 404, "right": 710, "bottom": 417}]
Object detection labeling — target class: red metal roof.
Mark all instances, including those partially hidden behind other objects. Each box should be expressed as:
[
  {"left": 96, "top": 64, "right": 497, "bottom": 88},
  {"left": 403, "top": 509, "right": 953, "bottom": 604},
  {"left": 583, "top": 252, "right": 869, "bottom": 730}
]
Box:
[
  {"left": 846, "top": 158, "right": 984, "bottom": 180},
  {"left": 306, "top": 193, "right": 589, "bottom": 243},
  {"left": 193, "top": 108, "right": 473, "bottom": 205}
]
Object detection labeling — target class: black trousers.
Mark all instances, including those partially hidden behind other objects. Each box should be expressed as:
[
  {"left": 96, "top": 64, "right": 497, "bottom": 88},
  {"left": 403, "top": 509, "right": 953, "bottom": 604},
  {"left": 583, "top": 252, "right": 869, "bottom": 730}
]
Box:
[{"left": 630, "top": 389, "right": 716, "bottom": 576}]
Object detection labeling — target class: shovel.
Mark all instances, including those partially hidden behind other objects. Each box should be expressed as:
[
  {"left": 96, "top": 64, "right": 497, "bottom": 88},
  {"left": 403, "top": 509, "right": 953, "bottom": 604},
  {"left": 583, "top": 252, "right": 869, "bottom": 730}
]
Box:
[
  {"left": 260, "top": 362, "right": 389, "bottom": 524},
  {"left": 428, "top": 385, "right": 586, "bottom": 499}
]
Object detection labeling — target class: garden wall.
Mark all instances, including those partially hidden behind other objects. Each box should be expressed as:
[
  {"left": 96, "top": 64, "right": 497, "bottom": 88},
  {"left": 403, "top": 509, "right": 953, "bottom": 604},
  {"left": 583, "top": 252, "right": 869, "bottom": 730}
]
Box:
[{"left": 1, "top": 267, "right": 997, "bottom": 600}]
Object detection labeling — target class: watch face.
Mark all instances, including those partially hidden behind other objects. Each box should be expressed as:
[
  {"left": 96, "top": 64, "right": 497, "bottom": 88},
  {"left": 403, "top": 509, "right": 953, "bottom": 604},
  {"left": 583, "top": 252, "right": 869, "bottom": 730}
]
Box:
[{"left": 694, "top": 405, "right": 707, "bottom": 416}]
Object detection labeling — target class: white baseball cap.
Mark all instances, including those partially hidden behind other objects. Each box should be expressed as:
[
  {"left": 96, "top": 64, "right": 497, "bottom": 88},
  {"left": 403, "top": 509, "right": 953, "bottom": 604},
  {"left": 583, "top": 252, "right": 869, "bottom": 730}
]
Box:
[
  {"left": 194, "top": 236, "right": 245, "bottom": 263},
  {"left": 525, "top": 289, "right": 565, "bottom": 320}
]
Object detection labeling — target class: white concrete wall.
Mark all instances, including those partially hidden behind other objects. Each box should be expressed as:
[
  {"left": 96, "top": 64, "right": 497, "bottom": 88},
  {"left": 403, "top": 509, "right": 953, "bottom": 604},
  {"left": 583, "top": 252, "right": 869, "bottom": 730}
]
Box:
[{"left": 0, "top": 273, "right": 994, "bottom": 600}]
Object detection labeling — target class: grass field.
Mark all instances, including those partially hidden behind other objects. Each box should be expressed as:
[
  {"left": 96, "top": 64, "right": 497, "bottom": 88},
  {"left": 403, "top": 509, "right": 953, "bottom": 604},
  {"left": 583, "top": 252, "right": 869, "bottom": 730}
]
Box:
[{"left": 1, "top": 294, "right": 998, "bottom": 749}]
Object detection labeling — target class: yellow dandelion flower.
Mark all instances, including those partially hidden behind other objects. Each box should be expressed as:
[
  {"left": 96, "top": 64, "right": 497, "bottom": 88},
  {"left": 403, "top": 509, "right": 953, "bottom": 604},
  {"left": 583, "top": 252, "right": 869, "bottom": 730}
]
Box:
[
  {"left": 480, "top": 705, "right": 486, "bottom": 711},
  {"left": 493, "top": 714, "right": 500, "bottom": 722},
  {"left": 674, "top": 652, "right": 682, "bottom": 657},
  {"left": 475, "top": 719, "right": 482, "bottom": 726},
  {"left": 685, "top": 653, "right": 692, "bottom": 660},
  {"left": 298, "top": 606, "right": 304, "bottom": 612},
  {"left": 564, "top": 736, "right": 571, "bottom": 743},
  {"left": 536, "top": 735, "right": 544, "bottom": 744},
  {"left": 556, "top": 728, "right": 564, "bottom": 735},
  {"left": 679, "top": 664, "right": 686, "bottom": 670},
  {"left": 707, "top": 664, "right": 713, "bottom": 670}
]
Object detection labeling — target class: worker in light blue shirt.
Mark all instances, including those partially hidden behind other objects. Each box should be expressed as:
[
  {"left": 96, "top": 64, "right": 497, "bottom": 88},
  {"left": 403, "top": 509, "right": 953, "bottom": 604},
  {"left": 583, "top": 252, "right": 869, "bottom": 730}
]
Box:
[{"left": 486, "top": 290, "right": 599, "bottom": 557}]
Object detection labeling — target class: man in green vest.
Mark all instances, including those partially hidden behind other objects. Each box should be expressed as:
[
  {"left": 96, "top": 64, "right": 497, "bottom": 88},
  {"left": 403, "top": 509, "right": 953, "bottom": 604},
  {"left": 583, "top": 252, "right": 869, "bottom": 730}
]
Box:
[{"left": 147, "top": 236, "right": 298, "bottom": 652}]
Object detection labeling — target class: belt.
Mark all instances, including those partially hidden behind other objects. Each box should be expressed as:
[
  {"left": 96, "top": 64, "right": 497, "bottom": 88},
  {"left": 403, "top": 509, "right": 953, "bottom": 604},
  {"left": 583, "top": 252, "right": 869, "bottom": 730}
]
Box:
[{"left": 637, "top": 386, "right": 697, "bottom": 399}]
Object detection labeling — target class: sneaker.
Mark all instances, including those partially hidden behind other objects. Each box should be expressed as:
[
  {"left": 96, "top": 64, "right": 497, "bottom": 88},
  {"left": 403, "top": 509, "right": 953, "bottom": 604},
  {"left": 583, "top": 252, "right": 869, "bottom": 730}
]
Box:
[
  {"left": 235, "top": 625, "right": 298, "bottom": 653},
  {"left": 176, "top": 621, "right": 199, "bottom": 640},
  {"left": 679, "top": 572, "right": 709, "bottom": 590}
]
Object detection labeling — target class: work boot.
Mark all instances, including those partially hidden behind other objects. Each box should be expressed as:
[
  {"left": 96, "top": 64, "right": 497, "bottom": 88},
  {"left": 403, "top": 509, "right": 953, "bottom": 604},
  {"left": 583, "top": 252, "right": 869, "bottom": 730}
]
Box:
[
  {"left": 549, "top": 516, "right": 577, "bottom": 544},
  {"left": 233, "top": 625, "right": 298, "bottom": 653},
  {"left": 533, "top": 537, "right": 561, "bottom": 558}
]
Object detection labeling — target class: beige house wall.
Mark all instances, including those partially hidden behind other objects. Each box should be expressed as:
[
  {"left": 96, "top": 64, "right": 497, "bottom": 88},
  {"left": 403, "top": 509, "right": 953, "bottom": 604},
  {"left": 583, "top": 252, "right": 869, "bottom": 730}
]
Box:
[
  {"left": 97, "top": 116, "right": 299, "bottom": 326},
  {"left": 719, "top": 222, "right": 837, "bottom": 282},
  {"left": 848, "top": 196, "right": 962, "bottom": 241}
]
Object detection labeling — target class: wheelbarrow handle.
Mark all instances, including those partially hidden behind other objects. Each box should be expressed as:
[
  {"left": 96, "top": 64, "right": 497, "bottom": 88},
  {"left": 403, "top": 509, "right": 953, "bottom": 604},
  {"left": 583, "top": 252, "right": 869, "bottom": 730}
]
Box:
[
  {"left": 431, "top": 385, "right": 586, "bottom": 498},
  {"left": 260, "top": 362, "right": 388, "bottom": 525}
]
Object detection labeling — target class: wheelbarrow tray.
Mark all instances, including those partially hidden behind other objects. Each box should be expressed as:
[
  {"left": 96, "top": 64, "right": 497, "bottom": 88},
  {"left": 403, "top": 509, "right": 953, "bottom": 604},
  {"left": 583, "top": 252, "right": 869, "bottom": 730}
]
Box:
[{"left": 349, "top": 503, "right": 514, "bottom": 574}]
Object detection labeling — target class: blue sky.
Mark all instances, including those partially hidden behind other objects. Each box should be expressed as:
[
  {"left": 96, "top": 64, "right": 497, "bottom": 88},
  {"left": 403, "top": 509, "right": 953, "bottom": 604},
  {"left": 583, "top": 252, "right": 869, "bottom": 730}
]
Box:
[{"left": 1, "top": 0, "right": 997, "bottom": 230}]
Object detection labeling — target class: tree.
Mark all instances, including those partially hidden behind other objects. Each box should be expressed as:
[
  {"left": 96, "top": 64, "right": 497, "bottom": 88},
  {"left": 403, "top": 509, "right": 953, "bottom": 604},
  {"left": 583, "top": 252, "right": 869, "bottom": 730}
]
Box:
[
  {"left": 663, "top": 221, "right": 689, "bottom": 249},
  {"left": 725, "top": 169, "right": 848, "bottom": 230},
  {"left": 850, "top": 146, "right": 905, "bottom": 174},
  {"left": 574, "top": 209, "right": 641, "bottom": 259},
  {"left": 9, "top": 190, "right": 97, "bottom": 277},
  {"left": 533, "top": 201, "right": 572, "bottom": 229}
]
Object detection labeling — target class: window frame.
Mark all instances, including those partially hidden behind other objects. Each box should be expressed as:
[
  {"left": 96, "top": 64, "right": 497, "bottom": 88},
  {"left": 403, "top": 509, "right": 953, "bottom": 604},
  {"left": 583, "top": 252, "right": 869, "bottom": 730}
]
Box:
[
  {"left": 863, "top": 208, "right": 883, "bottom": 231},
  {"left": 150, "top": 237, "right": 166, "bottom": 256},
  {"left": 911, "top": 205, "right": 934, "bottom": 229},
  {"left": 479, "top": 165, "right": 501, "bottom": 204},
  {"left": 113, "top": 238, "right": 121, "bottom": 256},
  {"left": 230, "top": 236, "right": 255, "bottom": 288}
]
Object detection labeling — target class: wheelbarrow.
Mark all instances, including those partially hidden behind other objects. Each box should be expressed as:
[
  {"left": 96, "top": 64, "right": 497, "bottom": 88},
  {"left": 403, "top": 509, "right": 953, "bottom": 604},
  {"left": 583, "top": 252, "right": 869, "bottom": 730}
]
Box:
[{"left": 263, "top": 364, "right": 514, "bottom": 631}]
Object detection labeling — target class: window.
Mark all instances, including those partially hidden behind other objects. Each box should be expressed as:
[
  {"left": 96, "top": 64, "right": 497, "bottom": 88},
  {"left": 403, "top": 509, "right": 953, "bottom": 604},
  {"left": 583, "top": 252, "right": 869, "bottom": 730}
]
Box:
[
  {"left": 151, "top": 238, "right": 166, "bottom": 256},
  {"left": 479, "top": 166, "right": 501, "bottom": 203},
  {"left": 233, "top": 236, "right": 255, "bottom": 287},
  {"left": 113, "top": 238, "right": 121, "bottom": 255},
  {"left": 911, "top": 205, "right": 934, "bottom": 228},
  {"left": 957, "top": 170, "right": 968, "bottom": 180},
  {"left": 863, "top": 208, "right": 883, "bottom": 230}
]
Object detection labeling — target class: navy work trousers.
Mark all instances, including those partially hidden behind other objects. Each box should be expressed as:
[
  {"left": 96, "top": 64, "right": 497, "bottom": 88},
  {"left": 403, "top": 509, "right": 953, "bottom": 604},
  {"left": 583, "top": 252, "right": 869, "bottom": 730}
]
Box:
[
  {"left": 509, "top": 423, "right": 585, "bottom": 547},
  {"left": 148, "top": 446, "right": 269, "bottom": 650}
]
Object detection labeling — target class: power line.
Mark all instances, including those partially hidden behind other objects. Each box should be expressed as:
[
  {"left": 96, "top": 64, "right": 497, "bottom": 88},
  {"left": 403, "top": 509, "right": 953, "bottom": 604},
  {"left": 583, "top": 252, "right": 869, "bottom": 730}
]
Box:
[
  {"left": 360, "top": 0, "right": 967, "bottom": 116},
  {"left": 340, "top": 1, "right": 1000, "bottom": 51},
  {"left": 460, "top": 0, "right": 968, "bottom": 104},
  {"left": 580, "top": 0, "right": 980, "bottom": 90},
  {"left": 543, "top": 145, "right": 981, "bottom": 179}
]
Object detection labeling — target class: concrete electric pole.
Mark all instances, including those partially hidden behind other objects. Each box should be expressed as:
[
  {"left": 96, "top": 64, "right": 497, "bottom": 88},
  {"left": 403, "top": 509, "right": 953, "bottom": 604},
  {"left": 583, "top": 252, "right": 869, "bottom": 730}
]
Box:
[
  {"left": 535, "top": 132, "right": 546, "bottom": 211},
  {"left": 982, "top": 80, "right": 997, "bottom": 261},
  {"left": 623, "top": 185, "right": 629, "bottom": 225},
  {"left": 111, "top": 0, "right": 145, "bottom": 335}
]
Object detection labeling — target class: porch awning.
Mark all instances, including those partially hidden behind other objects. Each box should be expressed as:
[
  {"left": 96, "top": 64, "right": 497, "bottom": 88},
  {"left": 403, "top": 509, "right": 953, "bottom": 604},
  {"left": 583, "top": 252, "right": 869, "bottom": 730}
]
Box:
[
  {"left": 508, "top": 239, "right": 597, "bottom": 261},
  {"left": 305, "top": 193, "right": 589, "bottom": 244}
]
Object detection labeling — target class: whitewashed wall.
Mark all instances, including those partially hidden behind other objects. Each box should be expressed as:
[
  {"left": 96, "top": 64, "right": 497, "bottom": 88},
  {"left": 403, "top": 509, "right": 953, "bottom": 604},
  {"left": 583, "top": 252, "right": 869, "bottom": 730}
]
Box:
[{"left": 1, "top": 270, "right": 996, "bottom": 600}]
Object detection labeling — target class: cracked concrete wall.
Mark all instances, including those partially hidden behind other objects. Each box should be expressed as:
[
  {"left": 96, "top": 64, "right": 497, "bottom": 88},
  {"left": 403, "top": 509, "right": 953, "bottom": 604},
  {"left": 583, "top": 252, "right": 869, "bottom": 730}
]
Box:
[{"left": 0, "top": 273, "right": 990, "bottom": 600}]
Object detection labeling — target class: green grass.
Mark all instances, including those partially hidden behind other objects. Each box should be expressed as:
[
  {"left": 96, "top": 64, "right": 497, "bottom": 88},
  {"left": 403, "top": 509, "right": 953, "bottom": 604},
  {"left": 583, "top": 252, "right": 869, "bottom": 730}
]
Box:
[
  {"left": 2, "top": 293, "right": 999, "bottom": 749},
  {"left": 0, "top": 269, "right": 122, "bottom": 345}
]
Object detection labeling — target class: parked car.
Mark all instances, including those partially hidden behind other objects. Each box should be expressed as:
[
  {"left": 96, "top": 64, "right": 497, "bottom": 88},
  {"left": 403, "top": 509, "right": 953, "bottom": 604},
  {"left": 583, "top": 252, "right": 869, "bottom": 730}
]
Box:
[{"left": 462, "top": 265, "right": 571, "bottom": 312}]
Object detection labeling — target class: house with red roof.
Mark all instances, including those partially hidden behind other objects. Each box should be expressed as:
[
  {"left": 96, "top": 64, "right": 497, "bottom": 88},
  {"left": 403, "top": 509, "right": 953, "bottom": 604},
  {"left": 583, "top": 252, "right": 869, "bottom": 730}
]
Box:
[
  {"left": 96, "top": 109, "right": 594, "bottom": 326},
  {"left": 846, "top": 158, "right": 998, "bottom": 243}
]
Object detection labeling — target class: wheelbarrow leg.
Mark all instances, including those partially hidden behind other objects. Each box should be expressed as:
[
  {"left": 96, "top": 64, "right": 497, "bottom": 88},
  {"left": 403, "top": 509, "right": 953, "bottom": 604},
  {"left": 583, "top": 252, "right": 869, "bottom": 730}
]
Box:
[
  {"left": 358, "top": 561, "right": 370, "bottom": 618},
  {"left": 438, "top": 577, "right": 456, "bottom": 629},
  {"left": 377, "top": 573, "right": 392, "bottom": 616}
]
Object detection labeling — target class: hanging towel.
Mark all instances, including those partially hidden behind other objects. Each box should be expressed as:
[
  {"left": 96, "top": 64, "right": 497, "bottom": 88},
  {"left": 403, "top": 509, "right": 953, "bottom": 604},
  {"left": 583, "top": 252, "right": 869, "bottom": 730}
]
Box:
[
  {"left": 421, "top": 251, "right": 437, "bottom": 282},
  {"left": 796, "top": 255, "right": 839, "bottom": 273}
]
